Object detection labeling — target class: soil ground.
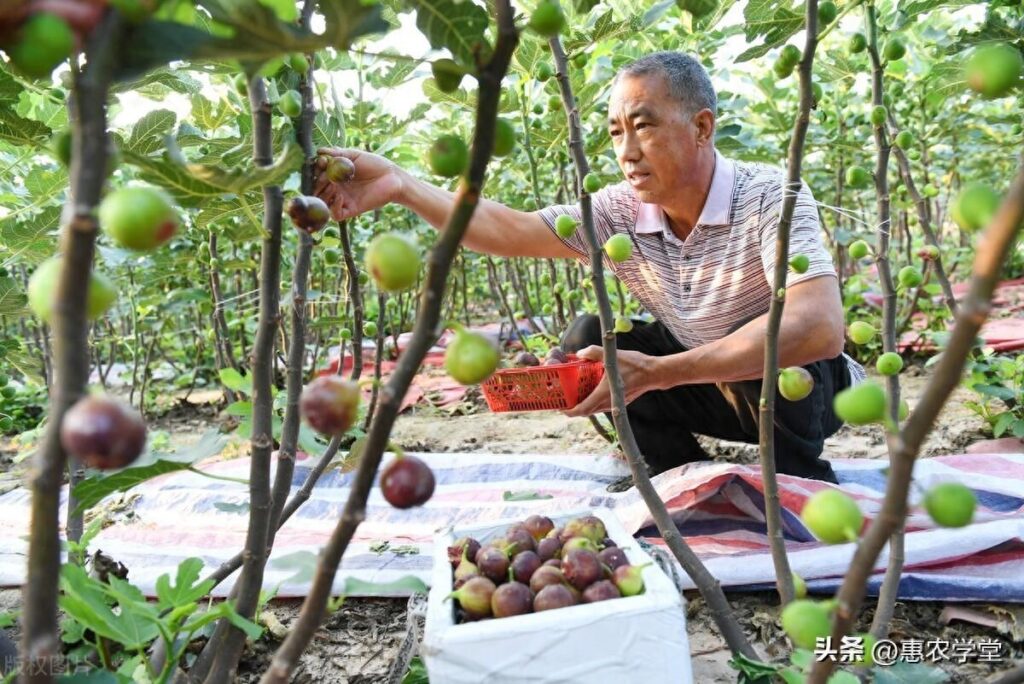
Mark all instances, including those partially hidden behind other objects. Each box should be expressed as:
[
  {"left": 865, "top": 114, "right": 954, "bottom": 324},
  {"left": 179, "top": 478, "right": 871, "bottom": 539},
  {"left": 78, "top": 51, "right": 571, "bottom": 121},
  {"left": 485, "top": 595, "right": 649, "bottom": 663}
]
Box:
[{"left": 2, "top": 363, "right": 1022, "bottom": 682}]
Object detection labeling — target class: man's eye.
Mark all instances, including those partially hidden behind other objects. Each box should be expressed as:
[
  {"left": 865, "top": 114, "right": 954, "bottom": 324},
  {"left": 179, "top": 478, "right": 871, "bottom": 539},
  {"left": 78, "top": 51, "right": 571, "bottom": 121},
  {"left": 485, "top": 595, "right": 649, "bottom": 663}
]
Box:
[{"left": 609, "top": 130, "right": 621, "bottom": 137}]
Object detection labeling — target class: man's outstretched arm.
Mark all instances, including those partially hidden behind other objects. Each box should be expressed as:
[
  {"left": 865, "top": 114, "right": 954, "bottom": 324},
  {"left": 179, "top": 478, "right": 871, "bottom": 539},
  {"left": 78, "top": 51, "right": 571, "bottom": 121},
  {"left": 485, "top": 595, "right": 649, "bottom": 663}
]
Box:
[{"left": 314, "top": 147, "right": 577, "bottom": 260}]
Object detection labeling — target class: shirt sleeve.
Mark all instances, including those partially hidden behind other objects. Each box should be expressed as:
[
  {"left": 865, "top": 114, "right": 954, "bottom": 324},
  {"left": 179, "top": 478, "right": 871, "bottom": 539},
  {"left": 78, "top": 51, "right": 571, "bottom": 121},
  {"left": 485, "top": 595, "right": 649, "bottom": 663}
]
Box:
[
  {"left": 535, "top": 184, "right": 620, "bottom": 264},
  {"left": 756, "top": 177, "right": 837, "bottom": 289}
]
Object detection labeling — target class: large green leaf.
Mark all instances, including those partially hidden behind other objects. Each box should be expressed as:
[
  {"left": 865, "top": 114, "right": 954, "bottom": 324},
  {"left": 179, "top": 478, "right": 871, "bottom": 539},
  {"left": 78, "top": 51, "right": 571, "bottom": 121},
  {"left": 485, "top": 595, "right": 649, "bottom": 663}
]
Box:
[
  {"left": 58, "top": 565, "right": 160, "bottom": 650},
  {"left": 127, "top": 109, "right": 178, "bottom": 155},
  {"left": 0, "top": 338, "right": 45, "bottom": 384},
  {"left": 0, "top": 206, "right": 61, "bottom": 265},
  {"left": 0, "top": 277, "right": 26, "bottom": 317},
  {"left": 155, "top": 557, "right": 216, "bottom": 610},
  {"left": 407, "top": 0, "right": 490, "bottom": 67},
  {"left": 0, "top": 106, "right": 52, "bottom": 147},
  {"left": 734, "top": 0, "right": 803, "bottom": 63}
]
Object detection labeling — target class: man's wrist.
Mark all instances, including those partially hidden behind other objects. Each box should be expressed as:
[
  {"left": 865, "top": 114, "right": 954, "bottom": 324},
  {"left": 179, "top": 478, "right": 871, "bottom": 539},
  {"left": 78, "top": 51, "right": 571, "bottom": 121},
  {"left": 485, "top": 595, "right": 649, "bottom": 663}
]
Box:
[{"left": 650, "top": 352, "right": 687, "bottom": 391}]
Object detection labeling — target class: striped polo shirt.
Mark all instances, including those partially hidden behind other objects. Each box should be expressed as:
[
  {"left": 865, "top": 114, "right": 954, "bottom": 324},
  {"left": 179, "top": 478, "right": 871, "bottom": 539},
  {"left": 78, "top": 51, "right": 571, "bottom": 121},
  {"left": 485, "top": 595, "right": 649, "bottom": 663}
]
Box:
[{"left": 538, "top": 149, "right": 866, "bottom": 383}]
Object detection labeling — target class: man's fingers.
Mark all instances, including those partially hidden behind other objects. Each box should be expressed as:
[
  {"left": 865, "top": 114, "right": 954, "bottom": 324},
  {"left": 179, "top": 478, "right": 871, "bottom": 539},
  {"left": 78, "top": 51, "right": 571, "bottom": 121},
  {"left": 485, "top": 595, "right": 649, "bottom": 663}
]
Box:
[
  {"left": 576, "top": 345, "right": 604, "bottom": 362},
  {"left": 566, "top": 379, "right": 609, "bottom": 417}
]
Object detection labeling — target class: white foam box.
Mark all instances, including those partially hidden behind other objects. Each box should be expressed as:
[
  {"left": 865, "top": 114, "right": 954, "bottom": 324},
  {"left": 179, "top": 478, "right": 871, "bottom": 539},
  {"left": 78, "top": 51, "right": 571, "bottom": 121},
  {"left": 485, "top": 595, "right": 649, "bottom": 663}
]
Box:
[{"left": 422, "top": 508, "right": 693, "bottom": 684}]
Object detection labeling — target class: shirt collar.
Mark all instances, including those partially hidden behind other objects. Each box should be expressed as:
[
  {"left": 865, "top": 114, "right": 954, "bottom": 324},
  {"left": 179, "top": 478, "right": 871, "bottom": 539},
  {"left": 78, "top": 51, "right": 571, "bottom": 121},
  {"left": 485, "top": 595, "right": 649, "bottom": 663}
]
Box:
[{"left": 634, "top": 150, "right": 735, "bottom": 235}]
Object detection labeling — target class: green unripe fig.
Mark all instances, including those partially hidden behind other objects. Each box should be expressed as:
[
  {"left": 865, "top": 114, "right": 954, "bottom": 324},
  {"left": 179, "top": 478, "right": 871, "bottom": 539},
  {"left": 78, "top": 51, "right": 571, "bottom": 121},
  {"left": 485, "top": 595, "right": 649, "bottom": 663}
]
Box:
[
  {"left": 28, "top": 257, "right": 116, "bottom": 323},
  {"left": 922, "top": 183, "right": 939, "bottom": 198},
  {"left": 0, "top": 417, "right": 12, "bottom": 432},
  {"left": 8, "top": 13, "right": 74, "bottom": 79},
  {"left": 801, "top": 489, "right": 863, "bottom": 544},
  {"left": 234, "top": 73, "right": 249, "bottom": 95},
  {"left": 781, "top": 599, "right": 832, "bottom": 649},
  {"left": 924, "top": 482, "right": 976, "bottom": 528},
  {"left": 848, "top": 320, "right": 875, "bottom": 345},
  {"left": 363, "top": 322, "right": 378, "bottom": 337},
  {"left": 893, "top": 130, "right": 913, "bottom": 149},
  {"left": 791, "top": 572, "right": 807, "bottom": 599},
  {"left": 778, "top": 367, "right": 814, "bottom": 402},
  {"left": 951, "top": 183, "right": 1000, "bottom": 232},
  {"left": 528, "top": 1, "right": 566, "bottom": 37},
  {"left": 811, "top": 82, "right": 823, "bottom": 104},
  {"left": 432, "top": 58, "right": 465, "bottom": 93},
  {"left": 366, "top": 233, "right": 421, "bottom": 292},
  {"left": 582, "top": 172, "right": 602, "bottom": 194},
  {"left": 773, "top": 58, "right": 795, "bottom": 80},
  {"left": 870, "top": 105, "right": 887, "bottom": 127},
  {"left": 99, "top": 185, "right": 180, "bottom": 251},
  {"left": 555, "top": 215, "right": 577, "bottom": 239},
  {"left": 898, "top": 265, "right": 922, "bottom": 288},
  {"left": 966, "top": 44, "right": 1022, "bottom": 99},
  {"left": 536, "top": 61, "right": 554, "bottom": 82},
  {"left": 875, "top": 352, "right": 903, "bottom": 376},
  {"left": 833, "top": 381, "right": 887, "bottom": 425},
  {"left": 323, "top": 248, "right": 340, "bottom": 265},
  {"left": 614, "top": 316, "right": 633, "bottom": 333},
  {"left": 848, "top": 240, "right": 870, "bottom": 260},
  {"left": 287, "top": 52, "right": 309, "bottom": 73},
  {"left": 0, "top": 387, "right": 15, "bottom": 400},
  {"left": 845, "top": 165, "right": 871, "bottom": 189},
  {"left": 339, "top": 327, "right": 352, "bottom": 340},
  {"left": 848, "top": 32, "right": 867, "bottom": 54},
  {"left": 0, "top": 374, "right": 8, "bottom": 387},
  {"left": 540, "top": 272, "right": 552, "bottom": 287},
  {"left": 428, "top": 134, "right": 469, "bottom": 178},
  {"left": 279, "top": 90, "right": 303, "bottom": 118},
  {"left": 357, "top": 271, "right": 369, "bottom": 286},
  {"left": 883, "top": 37, "right": 907, "bottom": 62},
  {"left": 780, "top": 45, "right": 801, "bottom": 67},
  {"left": 445, "top": 329, "right": 499, "bottom": 385},
  {"left": 52, "top": 130, "right": 72, "bottom": 167},
  {"left": 493, "top": 118, "right": 517, "bottom": 157},
  {"left": 325, "top": 156, "right": 356, "bottom": 183},
  {"left": 572, "top": 53, "right": 588, "bottom": 69},
  {"left": 789, "top": 254, "right": 810, "bottom": 274},
  {"left": 603, "top": 234, "right": 632, "bottom": 263},
  {"left": 817, "top": 1, "right": 837, "bottom": 25}
]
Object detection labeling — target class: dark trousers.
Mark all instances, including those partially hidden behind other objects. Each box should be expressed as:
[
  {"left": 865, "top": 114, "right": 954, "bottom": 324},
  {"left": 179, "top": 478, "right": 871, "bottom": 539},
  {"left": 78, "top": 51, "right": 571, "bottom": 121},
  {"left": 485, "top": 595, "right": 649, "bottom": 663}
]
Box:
[{"left": 562, "top": 315, "right": 849, "bottom": 483}]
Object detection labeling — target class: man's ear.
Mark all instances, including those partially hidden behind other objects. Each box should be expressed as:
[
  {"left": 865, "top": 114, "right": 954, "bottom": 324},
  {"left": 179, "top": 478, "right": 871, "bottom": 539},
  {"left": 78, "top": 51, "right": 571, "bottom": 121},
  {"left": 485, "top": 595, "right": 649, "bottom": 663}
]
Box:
[{"left": 694, "top": 109, "right": 716, "bottom": 147}]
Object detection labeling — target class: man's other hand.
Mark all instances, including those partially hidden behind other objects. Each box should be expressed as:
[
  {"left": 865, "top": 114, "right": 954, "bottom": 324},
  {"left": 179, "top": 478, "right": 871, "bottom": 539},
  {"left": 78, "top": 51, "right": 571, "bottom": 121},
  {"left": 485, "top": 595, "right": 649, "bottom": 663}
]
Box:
[
  {"left": 563, "top": 346, "right": 662, "bottom": 417},
  {"left": 314, "top": 147, "right": 404, "bottom": 221}
]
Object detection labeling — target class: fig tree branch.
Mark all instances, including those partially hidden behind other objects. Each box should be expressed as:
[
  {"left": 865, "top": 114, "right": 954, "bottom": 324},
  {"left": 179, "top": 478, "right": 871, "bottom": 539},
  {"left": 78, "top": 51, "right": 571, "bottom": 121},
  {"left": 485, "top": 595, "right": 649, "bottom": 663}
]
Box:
[
  {"left": 546, "top": 37, "right": 759, "bottom": 662},
  {"left": 863, "top": 3, "right": 904, "bottom": 639},
  {"left": 20, "top": 13, "right": 122, "bottom": 684},
  {"left": 193, "top": 75, "right": 284, "bottom": 684},
  {"left": 808, "top": 161, "right": 1024, "bottom": 684},
  {"left": 756, "top": 0, "right": 819, "bottom": 607},
  {"left": 258, "top": 5, "right": 519, "bottom": 681}
]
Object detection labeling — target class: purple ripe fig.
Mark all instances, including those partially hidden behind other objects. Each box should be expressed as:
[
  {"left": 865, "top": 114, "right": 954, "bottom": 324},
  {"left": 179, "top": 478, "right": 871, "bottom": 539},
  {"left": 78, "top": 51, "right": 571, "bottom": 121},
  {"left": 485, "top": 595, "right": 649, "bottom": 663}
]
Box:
[
  {"left": 543, "top": 558, "right": 561, "bottom": 568},
  {"left": 379, "top": 455, "right": 435, "bottom": 509},
  {"left": 536, "top": 536, "right": 562, "bottom": 561},
  {"left": 543, "top": 356, "right": 564, "bottom": 366},
  {"left": 475, "top": 546, "right": 510, "bottom": 584},
  {"left": 300, "top": 375, "right": 360, "bottom": 436},
  {"left": 523, "top": 514, "right": 555, "bottom": 540},
  {"left": 598, "top": 546, "right": 629, "bottom": 572},
  {"left": 612, "top": 563, "right": 649, "bottom": 597},
  {"left": 325, "top": 156, "right": 355, "bottom": 183},
  {"left": 562, "top": 536, "right": 599, "bottom": 554},
  {"left": 513, "top": 351, "right": 540, "bottom": 367},
  {"left": 561, "top": 515, "right": 607, "bottom": 544},
  {"left": 449, "top": 576, "right": 495, "bottom": 620},
  {"left": 546, "top": 347, "right": 568, "bottom": 363},
  {"left": 286, "top": 195, "right": 331, "bottom": 234},
  {"left": 448, "top": 537, "right": 481, "bottom": 569},
  {"left": 510, "top": 550, "right": 542, "bottom": 584},
  {"left": 534, "top": 584, "right": 578, "bottom": 612},
  {"left": 60, "top": 396, "right": 146, "bottom": 470},
  {"left": 491, "top": 581, "right": 533, "bottom": 618},
  {"left": 504, "top": 525, "right": 536, "bottom": 554},
  {"left": 601, "top": 538, "right": 616, "bottom": 548},
  {"left": 562, "top": 549, "right": 602, "bottom": 591},
  {"left": 528, "top": 564, "right": 566, "bottom": 594},
  {"left": 582, "top": 579, "right": 621, "bottom": 603}
]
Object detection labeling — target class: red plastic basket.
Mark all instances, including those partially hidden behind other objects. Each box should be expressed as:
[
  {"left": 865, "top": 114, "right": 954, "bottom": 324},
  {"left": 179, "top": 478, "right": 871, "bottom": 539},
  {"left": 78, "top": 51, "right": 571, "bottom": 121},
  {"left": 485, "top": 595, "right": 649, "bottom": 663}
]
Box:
[{"left": 480, "top": 354, "right": 605, "bottom": 412}]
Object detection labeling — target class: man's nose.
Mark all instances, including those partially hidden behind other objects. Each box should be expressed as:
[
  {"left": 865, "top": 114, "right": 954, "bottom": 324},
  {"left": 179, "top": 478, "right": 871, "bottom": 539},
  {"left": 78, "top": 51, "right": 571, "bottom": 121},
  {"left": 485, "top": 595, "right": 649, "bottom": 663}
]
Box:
[{"left": 617, "top": 131, "right": 641, "bottom": 163}]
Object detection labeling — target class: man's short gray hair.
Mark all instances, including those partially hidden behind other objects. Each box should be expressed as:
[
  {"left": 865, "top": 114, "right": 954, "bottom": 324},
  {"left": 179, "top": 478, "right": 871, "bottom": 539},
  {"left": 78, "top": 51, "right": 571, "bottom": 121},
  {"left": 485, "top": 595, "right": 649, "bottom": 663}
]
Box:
[{"left": 613, "top": 52, "right": 717, "bottom": 118}]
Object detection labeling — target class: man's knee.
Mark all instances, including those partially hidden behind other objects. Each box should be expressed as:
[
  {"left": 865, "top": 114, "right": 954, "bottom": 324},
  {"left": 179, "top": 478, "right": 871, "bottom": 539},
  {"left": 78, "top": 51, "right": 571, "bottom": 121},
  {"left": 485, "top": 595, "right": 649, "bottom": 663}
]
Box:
[{"left": 561, "top": 314, "right": 602, "bottom": 353}]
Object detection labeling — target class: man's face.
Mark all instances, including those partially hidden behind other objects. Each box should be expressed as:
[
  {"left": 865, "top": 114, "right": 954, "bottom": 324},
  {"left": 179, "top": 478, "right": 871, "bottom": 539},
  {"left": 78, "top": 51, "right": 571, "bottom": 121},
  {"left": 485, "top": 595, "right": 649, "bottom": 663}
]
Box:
[{"left": 608, "top": 72, "right": 706, "bottom": 205}]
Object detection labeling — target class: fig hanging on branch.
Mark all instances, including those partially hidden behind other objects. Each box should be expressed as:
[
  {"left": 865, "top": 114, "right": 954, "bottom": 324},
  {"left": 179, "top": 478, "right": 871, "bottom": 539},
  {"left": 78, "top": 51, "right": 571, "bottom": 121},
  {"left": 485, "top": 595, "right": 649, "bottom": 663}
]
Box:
[
  {"left": 286, "top": 195, "right": 331, "bottom": 234},
  {"left": 60, "top": 395, "right": 147, "bottom": 471}
]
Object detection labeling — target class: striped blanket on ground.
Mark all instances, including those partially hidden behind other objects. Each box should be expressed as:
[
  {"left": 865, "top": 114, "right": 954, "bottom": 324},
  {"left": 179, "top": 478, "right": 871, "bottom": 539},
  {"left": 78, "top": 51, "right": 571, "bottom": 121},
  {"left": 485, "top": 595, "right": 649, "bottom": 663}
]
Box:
[{"left": 1, "top": 451, "right": 1022, "bottom": 601}]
